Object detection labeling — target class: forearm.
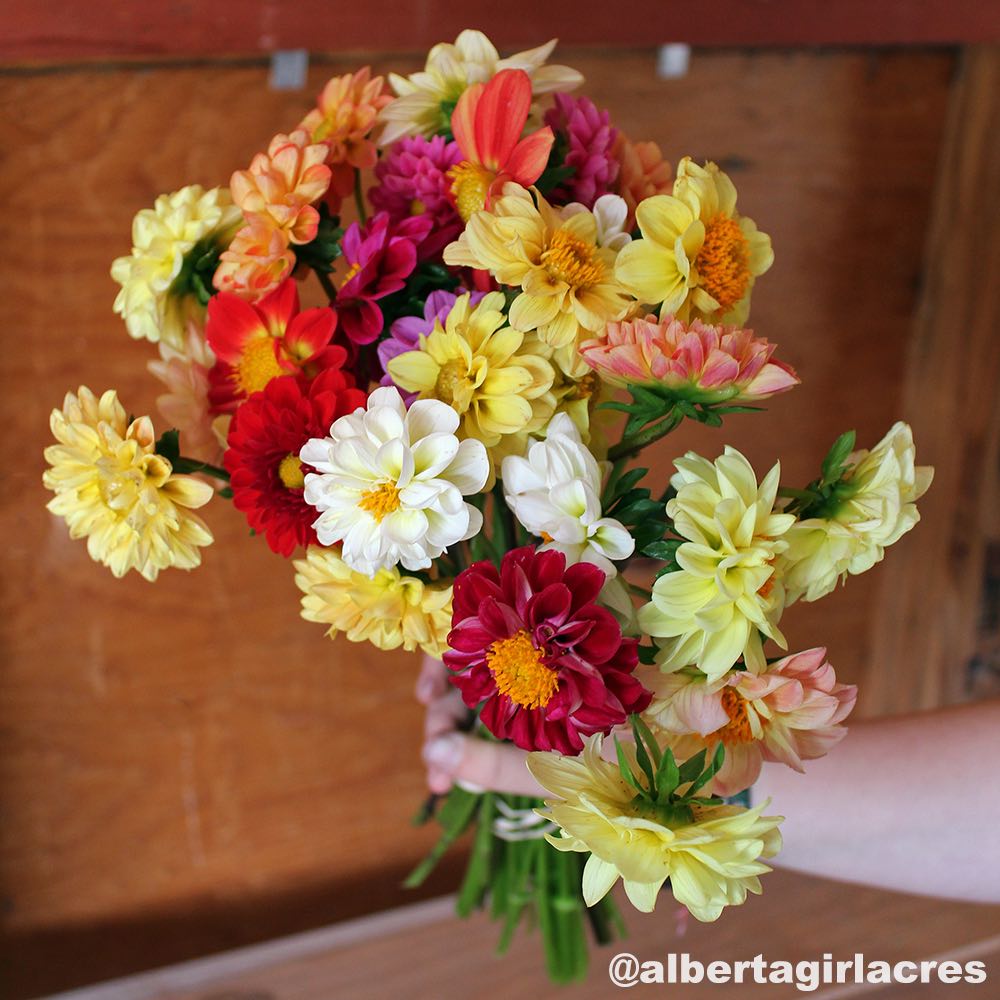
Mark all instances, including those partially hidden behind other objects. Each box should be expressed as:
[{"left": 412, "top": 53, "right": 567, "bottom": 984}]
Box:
[{"left": 755, "top": 698, "right": 1000, "bottom": 903}]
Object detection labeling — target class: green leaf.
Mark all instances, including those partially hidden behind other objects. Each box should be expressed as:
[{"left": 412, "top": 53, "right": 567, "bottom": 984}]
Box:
[
  {"left": 154, "top": 428, "right": 181, "bottom": 464},
  {"left": 608, "top": 467, "right": 647, "bottom": 503},
  {"left": 821, "top": 430, "right": 856, "bottom": 486},
  {"left": 641, "top": 539, "right": 682, "bottom": 562},
  {"left": 637, "top": 644, "right": 659, "bottom": 665},
  {"left": 655, "top": 746, "right": 680, "bottom": 802},
  {"left": 404, "top": 786, "right": 480, "bottom": 887},
  {"left": 686, "top": 743, "right": 726, "bottom": 798},
  {"left": 614, "top": 738, "right": 643, "bottom": 793},
  {"left": 676, "top": 749, "right": 708, "bottom": 788},
  {"left": 631, "top": 714, "right": 662, "bottom": 767},
  {"left": 630, "top": 719, "right": 658, "bottom": 792}
]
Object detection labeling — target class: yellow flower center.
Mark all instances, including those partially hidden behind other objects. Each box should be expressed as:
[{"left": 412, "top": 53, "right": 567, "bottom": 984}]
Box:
[
  {"left": 233, "top": 337, "right": 286, "bottom": 397},
  {"left": 694, "top": 213, "right": 751, "bottom": 311},
  {"left": 486, "top": 629, "right": 559, "bottom": 710},
  {"left": 277, "top": 453, "right": 306, "bottom": 490},
  {"left": 712, "top": 687, "right": 755, "bottom": 746},
  {"left": 359, "top": 481, "right": 401, "bottom": 522},
  {"left": 448, "top": 161, "right": 493, "bottom": 222},
  {"left": 434, "top": 359, "right": 473, "bottom": 408},
  {"left": 410, "top": 198, "right": 427, "bottom": 215},
  {"left": 541, "top": 229, "right": 605, "bottom": 289}
]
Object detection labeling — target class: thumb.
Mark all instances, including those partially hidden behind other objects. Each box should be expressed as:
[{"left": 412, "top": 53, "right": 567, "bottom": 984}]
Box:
[{"left": 422, "top": 733, "right": 546, "bottom": 797}]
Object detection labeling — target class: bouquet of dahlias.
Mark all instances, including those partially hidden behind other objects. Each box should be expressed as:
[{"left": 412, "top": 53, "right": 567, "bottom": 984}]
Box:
[{"left": 43, "top": 30, "right": 932, "bottom": 983}]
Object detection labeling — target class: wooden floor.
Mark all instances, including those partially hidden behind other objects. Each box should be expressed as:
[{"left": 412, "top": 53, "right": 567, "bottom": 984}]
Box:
[
  {"left": 51, "top": 874, "right": 1000, "bottom": 999},
  {"left": 6, "top": 42, "right": 995, "bottom": 998}
]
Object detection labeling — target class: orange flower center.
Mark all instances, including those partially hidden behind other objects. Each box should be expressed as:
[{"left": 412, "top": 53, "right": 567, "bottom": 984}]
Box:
[
  {"left": 712, "top": 686, "right": 755, "bottom": 746},
  {"left": 448, "top": 161, "right": 494, "bottom": 222},
  {"left": 694, "top": 213, "right": 751, "bottom": 311},
  {"left": 277, "top": 453, "right": 306, "bottom": 490},
  {"left": 487, "top": 629, "right": 559, "bottom": 710},
  {"left": 359, "top": 481, "right": 401, "bottom": 522},
  {"left": 542, "top": 229, "right": 605, "bottom": 289},
  {"left": 233, "top": 337, "right": 286, "bottom": 397}
]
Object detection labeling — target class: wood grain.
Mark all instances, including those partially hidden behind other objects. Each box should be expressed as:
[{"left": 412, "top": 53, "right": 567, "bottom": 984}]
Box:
[
  {"left": 865, "top": 47, "right": 1000, "bottom": 714},
  {"left": 0, "top": 48, "right": 954, "bottom": 995},
  {"left": 3, "top": 1, "right": 997, "bottom": 61}
]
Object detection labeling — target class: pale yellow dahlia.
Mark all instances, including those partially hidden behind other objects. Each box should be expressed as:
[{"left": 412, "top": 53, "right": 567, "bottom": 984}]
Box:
[
  {"left": 778, "top": 422, "right": 933, "bottom": 604},
  {"left": 527, "top": 734, "right": 782, "bottom": 920},
  {"left": 43, "top": 388, "right": 214, "bottom": 581},
  {"left": 111, "top": 185, "right": 242, "bottom": 349},
  {"left": 379, "top": 30, "right": 583, "bottom": 145},
  {"left": 294, "top": 546, "right": 453, "bottom": 657},
  {"left": 386, "top": 291, "right": 556, "bottom": 476},
  {"left": 637, "top": 448, "right": 795, "bottom": 679},
  {"left": 615, "top": 157, "right": 773, "bottom": 327},
  {"left": 444, "top": 185, "right": 632, "bottom": 352}
]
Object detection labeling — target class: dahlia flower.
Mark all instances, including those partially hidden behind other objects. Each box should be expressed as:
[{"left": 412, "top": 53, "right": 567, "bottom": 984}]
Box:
[
  {"left": 300, "top": 66, "right": 391, "bottom": 208},
  {"left": 778, "top": 423, "right": 933, "bottom": 604},
  {"left": 543, "top": 93, "right": 619, "bottom": 207},
  {"left": 213, "top": 215, "right": 296, "bottom": 300},
  {"left": 580, "top": 313, "right": 798, "bottom": 402},
  {"left": 111, "top": 185, "right": 241, "bottom": 349},
  {"left": 43, "top": 387, "right": 213, "bottom": 581},
  {"left": 377, "top": 288, "right": 484, "bottom": 388},
  {"left": 205, "top": 278, "right": 340, "bottom": 413},
  {"left": 612, "top": 134, "right": 672, "bottom": 228},
  {"left": 230, "top": 129, "right": 331, "bottom": 244},
  {"left": 368, "top": 135, "right": 463, "bottom": 256},
  {"left": 301, "top": 387, "right": 489, "bottom": 574},
  {"left": 295, "top": 546, "right": 453, "bottom": 657},
  {"left": 527, "top": 734, "right": 782, "bottom": 919},
  {"left": 615, "top": 157, "right": 773, "bottom": 326},
  {"left": 641, "top": 648, "right": 857, "bottom": 796},
  {"left": 445, "top": 547, "right": 650, "bottom": 753},
  {"left": 443, "top": 184, "right": 631, "bottom": 351},
  {"left": 386, "top": 291, "right": 556, "bottom": 476},
  {"left": 335, "top": 212, "right": 432, "bottom": 345},
  {"left": 447, "top": 69, "right": 553, "bottom": 222},
  {"left": 379, "top": 30, "right": 583, "bottom": 145},
  {"left": 638, "top": 447, "right": 795, "bottom": 679},
  {"left": 501, "top": 413, "right": 633, "bottom": 577},
  {"left": 563, "top": 194, "right": 632, "bottom": 252},
  {"left": 224, "top": 369, "right": 366, "bottom": 557},
  {"left": 147, "top": 321, "right": 220, "bottom": 463}
]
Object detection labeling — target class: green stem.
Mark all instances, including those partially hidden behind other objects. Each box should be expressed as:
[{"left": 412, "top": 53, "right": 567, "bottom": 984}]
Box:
[
  {"left": 172, "top": 456, "right": 230, "bottom": 481},
  {"left": 777, "top": 486, "right": 815, "bottom": 501},
  {"left": 354, "top": 169, "right": 368, "bottom": 225},
  {"left": 629, "top": 582, "right": 654, "bottom": 601},
  {"left": 315, "top": 268, "right": 337, "bottom": 302},
  {"left": 491, "top": 481, "right": 516, "bottom": 555},
  {"left": 608, "top": 412, "right": 682, "bottom": 462}
]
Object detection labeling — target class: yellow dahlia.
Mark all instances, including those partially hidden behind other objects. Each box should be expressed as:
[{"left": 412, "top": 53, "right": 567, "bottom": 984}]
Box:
[
  {"left": 386, "top": 291, "right": 556, "bottom": 475},
  {"left": 778, "top": 422, "right": 933, "bottom": 603},
  {"left": 444, "top": 184, "right": 632, "bottom": 352},
  {"left": 294, "top": 546, "right": 453, "bottom": 657},
  {"left": 379, "top": 30, "right": 583, "bottom": 145},
  {"left": 637, "top": 447, "right": 795, "bottom": 679},
  {"left": 111, "top": 185, "right": 242, "bottom": 349},
  {"left": 527, "top": 734, "right": 783, "bottom": 920},
  {"left": 615, "top": 157, "right": 773, "bottom": 326},
  {"left": 43, "top": 387, "right": 213, "bottom": 581}
]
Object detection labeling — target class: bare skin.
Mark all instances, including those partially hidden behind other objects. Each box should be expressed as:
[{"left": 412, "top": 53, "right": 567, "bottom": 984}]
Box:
[{"left": 418, "top": 655, "right": 1000, "bottom": 904}]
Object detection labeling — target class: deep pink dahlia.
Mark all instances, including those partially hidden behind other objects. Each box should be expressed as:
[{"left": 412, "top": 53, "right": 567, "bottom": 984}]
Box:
[
  {"left": 368, "top": 135, "right": 464, "bottom": 258},
  {"left": 543, "top": 93, "right": 620, "bottom": 208},
  {"left": 334, "top": 212, "right": 433, "bottom": 345},
  {"left": 445, "top": 547, "right": 651, "bottom": 754}
]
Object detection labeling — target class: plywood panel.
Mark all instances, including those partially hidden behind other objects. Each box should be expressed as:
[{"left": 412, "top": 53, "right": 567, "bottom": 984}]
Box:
[{"left": 0, "top": 48, "right": 953, "bottom": 995}]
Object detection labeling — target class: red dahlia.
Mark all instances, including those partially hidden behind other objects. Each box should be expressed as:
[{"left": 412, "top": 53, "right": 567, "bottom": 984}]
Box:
[
  {"left": 445, "top": 547, "right": 651, "bottom": 754},
  {"left": 223, "top": 369, "right": 366, "bottom": 556}
]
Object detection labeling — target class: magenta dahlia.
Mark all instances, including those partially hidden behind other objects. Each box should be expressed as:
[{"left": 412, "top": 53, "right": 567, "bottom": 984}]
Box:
[
  {"left": 368, "top": 135, "right": 463, "bottom": 257},
  {"left": 543, "top": 93, "right": 620, "bottom": 208},
  {"left": 445, "top": 547, "right": 651, "bottom": 754}
]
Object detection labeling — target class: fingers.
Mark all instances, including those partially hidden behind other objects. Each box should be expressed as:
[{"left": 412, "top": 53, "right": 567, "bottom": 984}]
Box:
[
  {"left": 415, "top": 653, "right": 448, "bottom": 706},
  {"left": 423, "top": 686, "right": 467, "bottom": 743},
  {"left": 422, "top": 733, "right": 546, "bottom": 797}
]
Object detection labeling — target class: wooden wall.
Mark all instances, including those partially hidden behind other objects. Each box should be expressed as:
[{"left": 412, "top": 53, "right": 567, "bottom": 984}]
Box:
[{"left": 0, "top": 47, "right": 959, "bottom": 995}]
